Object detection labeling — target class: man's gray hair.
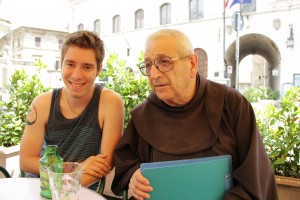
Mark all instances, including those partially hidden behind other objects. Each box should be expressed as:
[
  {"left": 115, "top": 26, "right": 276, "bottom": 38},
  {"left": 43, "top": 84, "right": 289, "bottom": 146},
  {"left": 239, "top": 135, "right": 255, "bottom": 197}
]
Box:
[{"left": 145, "top": 29, "right": 194, "bottom": 56}]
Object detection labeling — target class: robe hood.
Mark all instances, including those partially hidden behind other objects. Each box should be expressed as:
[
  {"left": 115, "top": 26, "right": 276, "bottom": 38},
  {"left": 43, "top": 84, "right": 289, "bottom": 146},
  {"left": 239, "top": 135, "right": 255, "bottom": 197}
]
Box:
[{"left": 131, "top": 73, "right": 227, "bottom": 154}]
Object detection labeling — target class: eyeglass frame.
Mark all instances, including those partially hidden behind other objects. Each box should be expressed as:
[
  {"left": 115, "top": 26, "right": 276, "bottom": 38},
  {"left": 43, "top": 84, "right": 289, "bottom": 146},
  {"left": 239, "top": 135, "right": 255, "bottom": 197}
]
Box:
[{"left": 138, "top": 55, "right": 190, "bottom": 76}]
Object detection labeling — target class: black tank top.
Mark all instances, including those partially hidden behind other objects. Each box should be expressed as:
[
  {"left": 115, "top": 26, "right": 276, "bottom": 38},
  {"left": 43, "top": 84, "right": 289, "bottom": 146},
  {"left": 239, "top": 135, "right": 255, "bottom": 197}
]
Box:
[{"left": 45, "top": 84, "right": 103, "bottom": 162}]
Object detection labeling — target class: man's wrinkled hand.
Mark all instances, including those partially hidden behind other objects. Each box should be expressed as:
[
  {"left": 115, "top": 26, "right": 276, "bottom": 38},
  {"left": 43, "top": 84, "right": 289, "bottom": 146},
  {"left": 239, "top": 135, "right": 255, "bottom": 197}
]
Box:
[{"left": 129, "top": 168, "right": 153, "bottom": 200}]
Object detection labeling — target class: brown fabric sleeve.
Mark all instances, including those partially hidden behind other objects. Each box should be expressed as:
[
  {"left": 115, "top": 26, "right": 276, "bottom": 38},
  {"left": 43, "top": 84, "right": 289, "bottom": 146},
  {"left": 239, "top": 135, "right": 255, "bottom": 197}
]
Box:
[
  {"left": 225, "top": 89, "right": 279, "bottom": 200},
  {"left": 111, "top": 120, "right": 146, "bottom": 196}
]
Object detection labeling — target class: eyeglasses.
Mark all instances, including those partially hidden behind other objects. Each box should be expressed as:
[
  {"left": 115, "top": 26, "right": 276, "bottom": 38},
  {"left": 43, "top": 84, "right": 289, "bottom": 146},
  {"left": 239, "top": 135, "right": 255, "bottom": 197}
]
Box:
[{"left": 138, "top": 55, "right": 189, "bottom": 76}]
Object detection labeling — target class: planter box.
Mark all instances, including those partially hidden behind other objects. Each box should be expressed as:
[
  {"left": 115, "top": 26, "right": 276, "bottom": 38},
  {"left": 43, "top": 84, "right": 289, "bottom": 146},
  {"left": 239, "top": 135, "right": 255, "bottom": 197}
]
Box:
[
  {"left": 276, "top": 175, "right": 300, "bottom": 200},
  {"left": 0, "top": 144, "right": 20, "bottom": 177}
]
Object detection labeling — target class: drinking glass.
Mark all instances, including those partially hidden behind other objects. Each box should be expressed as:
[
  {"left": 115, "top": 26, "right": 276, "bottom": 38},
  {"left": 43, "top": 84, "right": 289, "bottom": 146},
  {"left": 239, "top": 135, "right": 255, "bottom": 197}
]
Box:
[{"left": 48, "top": 162, "right": 83, "bottom": 200}]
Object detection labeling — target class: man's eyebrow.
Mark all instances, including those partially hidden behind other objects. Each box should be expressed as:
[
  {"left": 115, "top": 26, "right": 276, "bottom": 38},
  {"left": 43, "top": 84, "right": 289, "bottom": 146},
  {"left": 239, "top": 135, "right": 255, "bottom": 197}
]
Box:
[
  {"left": 155, "top": 53, "right": 166, "bottom": 57},
  {"left": 64, "top": 60, "right": 95, "bottom": 67},
  {"left": 144, "top": 54, "right": 167, "bottom": 61},
  {"left": 83, "top": 63, "right": 96, "bottom": 67},
  {"left": 64, "top": 59, "right": 75, "bottom": 63}
]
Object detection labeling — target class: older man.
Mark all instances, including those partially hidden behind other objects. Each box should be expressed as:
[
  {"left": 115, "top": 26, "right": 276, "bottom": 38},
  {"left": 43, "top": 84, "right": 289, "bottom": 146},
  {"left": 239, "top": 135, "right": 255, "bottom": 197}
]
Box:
[{"left": 112, "top": 29, "right": 278, "bottom": 200}]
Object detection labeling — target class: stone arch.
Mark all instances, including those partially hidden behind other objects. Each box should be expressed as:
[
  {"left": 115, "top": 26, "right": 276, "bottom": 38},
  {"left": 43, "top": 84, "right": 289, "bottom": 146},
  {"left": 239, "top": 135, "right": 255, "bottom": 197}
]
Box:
[
  {"left": 225, "top": 33, "right": 281, "bottom": 91},
  {"left": 194, "top": 48, "right": 208, "bottom": 77}
]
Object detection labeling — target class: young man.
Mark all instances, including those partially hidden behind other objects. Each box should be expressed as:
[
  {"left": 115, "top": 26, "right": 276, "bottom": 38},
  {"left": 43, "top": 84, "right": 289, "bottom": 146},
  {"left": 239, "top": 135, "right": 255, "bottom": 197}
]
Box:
[
  {"left": 20, "top": 31, "right": 124, "bottom": 188},
  {"left": 112, "top": 29, "right": 278, "bottom": 199}
]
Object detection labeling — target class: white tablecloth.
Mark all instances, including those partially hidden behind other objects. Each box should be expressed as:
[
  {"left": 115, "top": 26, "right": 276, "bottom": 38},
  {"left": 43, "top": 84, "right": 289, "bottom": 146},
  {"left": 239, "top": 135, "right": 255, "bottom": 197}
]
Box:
[{"left": 0, "top": 178, "right": 106, "bottom": 200}]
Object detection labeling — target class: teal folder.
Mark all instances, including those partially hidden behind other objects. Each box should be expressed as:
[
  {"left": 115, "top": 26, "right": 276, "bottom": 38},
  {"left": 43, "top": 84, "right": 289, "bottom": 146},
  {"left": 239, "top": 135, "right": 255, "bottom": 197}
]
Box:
[{"left": 140, "top": 155, "right": 233, "bottom": 200}]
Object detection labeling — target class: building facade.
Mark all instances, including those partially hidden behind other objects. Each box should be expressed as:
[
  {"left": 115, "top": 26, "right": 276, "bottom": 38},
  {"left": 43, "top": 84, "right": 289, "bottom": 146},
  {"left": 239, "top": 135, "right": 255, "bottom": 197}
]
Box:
[
  {"left": 0, "top": 0, "right": 70, "bottom": 94},
  {"left": 0, "top": 26, "right": 69, "bottom": 93},
  {"left": 69, "top": 0, "right": 300, "bottom": 95},
  {"left": 0, "top": 0, "right": 299, "bottom": 96}
]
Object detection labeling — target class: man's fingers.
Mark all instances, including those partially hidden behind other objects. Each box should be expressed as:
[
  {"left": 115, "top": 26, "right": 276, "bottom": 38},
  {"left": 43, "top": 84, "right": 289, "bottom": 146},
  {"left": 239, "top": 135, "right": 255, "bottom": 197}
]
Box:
[
  {"left": 129, "top": 182, "right": 151, "bottom": 200},
  {"left": 129, "top": 169, "right": 153, "bottom": 200},
  {"left": 83, "top": 167, "right": 106, "bottom": 178}
]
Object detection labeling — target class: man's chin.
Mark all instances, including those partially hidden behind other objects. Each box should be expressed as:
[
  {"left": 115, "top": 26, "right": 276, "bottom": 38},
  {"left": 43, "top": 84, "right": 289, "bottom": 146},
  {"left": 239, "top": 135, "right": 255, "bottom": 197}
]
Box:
[{"left": 156, "top": 93, "right": 170, "bottom": 102}]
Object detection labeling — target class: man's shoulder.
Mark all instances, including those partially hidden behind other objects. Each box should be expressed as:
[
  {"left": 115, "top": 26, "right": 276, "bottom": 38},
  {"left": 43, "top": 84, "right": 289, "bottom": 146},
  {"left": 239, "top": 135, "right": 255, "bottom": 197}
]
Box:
[
  {"left": 100, "top": 87, "right": 123, "bottom": 102},
  {"left": 32, "top": 90, "right": 54, "bottom": 107},
  {"left": 206, "top": 80, "right": 242, "bottom": 99},
  {"left": 29, "top": 90, "right": 53, "bottom": 122},
  {"left": 130, "top": 98, "right": 148, "bottom": 113},
  {"left": 206, "top": 79, "right": 227, "bottom": 91}
]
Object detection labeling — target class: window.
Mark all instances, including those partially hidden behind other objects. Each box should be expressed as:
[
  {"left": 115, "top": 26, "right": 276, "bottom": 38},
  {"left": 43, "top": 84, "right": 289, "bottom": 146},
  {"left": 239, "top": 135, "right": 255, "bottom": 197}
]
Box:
[
  {"left": 189, "top": 0, "right": 203, "bottom": 20},
  {"left": 94, "top": 19, "right": 101, "bottom": 34},
  {"left": 113, "top": 15, "right": 121, "bottom": 33},
  {"left": 241, "top": 0, "right": 256, "bottom": 13},
  {"left": 135, "top": 9, "right": 144, "bottom": 29},
  {"left": 160, "top": 3, "right": 171, "bottom": 25},
  {"left": 35, "top": 37, "right": 41, "bottom": 47},
  {"left": 78, "top": 23, "right": 84, "bottom": 31}
]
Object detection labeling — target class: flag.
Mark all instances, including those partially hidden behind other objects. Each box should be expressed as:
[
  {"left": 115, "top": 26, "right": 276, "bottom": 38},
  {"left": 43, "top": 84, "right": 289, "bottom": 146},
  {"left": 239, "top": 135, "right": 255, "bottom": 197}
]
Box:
[
  {"left": 224, "top": 0, "right": 230, "bottom": 8},
  {"left": 225, "top": 0, "right": 252, "bottom": 9}
]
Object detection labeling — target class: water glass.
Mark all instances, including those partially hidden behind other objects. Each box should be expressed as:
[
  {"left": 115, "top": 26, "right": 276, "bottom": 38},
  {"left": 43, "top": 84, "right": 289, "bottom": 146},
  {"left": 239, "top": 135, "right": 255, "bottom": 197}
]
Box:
[{"left": 48, "top": 162, "right": 83, "bottom": 200}]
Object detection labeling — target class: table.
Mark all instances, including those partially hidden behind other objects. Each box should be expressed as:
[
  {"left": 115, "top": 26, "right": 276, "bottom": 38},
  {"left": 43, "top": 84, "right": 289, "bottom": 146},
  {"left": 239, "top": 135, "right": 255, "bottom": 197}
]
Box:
[{"left": 0, "top": 178, "right": 106, "bottom": 200}]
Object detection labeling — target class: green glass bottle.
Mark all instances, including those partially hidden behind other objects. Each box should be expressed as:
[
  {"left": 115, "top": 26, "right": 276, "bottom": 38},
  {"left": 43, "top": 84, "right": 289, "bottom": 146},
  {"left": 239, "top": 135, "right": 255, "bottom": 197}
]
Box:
[{"left": 39, "top": 145, "right": 63, "bottom": 199}]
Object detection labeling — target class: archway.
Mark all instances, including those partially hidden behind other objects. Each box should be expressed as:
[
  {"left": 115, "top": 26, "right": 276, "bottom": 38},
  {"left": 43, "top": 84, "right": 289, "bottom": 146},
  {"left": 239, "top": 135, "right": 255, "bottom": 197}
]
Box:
[{"left": 225, "top": 33, "right": 281, "bottom": 91}]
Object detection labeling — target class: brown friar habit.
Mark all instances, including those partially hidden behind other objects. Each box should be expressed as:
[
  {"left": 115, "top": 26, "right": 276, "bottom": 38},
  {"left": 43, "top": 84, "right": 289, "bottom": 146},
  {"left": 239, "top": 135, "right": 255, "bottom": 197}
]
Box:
[{"left": 112, "top": 73, "right": 279, "bottom": 200}]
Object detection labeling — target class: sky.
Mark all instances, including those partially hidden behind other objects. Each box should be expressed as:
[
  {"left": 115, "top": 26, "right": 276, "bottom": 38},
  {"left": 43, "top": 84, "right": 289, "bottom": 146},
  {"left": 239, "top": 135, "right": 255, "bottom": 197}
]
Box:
[{"left": 0, "top": 0, "right": 71, "bottom": 30}]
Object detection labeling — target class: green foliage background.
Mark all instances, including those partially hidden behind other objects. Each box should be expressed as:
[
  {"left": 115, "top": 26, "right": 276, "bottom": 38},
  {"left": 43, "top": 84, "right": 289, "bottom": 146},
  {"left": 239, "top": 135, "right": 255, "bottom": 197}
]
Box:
[
  {"left": 256, "top": 86, "right": 300, "bottom": 178},
  {"left": 243, "top": 86, "right": 280, "bottom": 103},
  {"left": 0, "top": 60, "right": 49, "bottom": 147},
  {"left": 99, "top": 53, "right": 150, "bottom": 128}
]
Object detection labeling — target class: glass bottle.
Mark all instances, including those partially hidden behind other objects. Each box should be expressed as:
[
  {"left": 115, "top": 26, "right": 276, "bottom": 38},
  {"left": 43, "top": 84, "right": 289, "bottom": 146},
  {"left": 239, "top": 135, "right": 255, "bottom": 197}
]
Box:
[{"left": 39, "top": 145, "right": 63, "bottom": 199}]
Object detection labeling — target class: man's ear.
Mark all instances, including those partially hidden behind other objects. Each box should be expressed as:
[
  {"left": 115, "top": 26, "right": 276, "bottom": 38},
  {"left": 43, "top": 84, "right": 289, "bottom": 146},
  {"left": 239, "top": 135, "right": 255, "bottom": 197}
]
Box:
[
  {"left": 190, "top": 54, "right": 198, "bottom": 77},
  {"left": 97, "top": 64, "right": 103, "bottom": 76}
]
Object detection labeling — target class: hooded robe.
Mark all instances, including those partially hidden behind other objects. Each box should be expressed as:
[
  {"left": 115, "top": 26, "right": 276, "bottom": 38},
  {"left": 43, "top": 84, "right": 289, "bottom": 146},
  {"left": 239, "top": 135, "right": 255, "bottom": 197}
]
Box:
[{"left": 112, "top": 74, "right": 278, "bottom": 200}]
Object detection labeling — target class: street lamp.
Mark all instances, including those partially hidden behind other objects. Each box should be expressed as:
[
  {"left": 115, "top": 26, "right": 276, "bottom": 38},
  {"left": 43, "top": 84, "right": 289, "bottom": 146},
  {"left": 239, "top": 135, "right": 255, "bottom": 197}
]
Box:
[{"left": 286, "top": 24, "right": 294, "bottom": 48}]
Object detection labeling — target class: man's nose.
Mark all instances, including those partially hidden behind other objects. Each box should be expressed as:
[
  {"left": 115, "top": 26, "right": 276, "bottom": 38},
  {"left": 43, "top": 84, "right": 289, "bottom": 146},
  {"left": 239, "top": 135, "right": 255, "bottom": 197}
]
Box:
[
  {"left": 150, "top": 64, "right": 162, "bottom": 78},
  {"left": 72, "top": 66, "right": 83, "bottom": 78}
]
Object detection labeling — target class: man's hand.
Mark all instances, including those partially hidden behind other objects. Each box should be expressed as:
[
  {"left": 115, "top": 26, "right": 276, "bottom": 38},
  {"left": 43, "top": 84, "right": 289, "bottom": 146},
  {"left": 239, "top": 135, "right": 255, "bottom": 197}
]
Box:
[
  {"left": 129, "top": 168, "right": 153, "bottom": 200},
  {"left": 81, "top": 154, "right": 110, "bottom": 179}
]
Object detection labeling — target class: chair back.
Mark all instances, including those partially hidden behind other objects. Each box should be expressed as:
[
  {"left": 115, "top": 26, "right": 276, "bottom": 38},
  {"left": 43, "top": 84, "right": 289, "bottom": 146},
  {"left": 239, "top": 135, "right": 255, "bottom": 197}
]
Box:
[
  {"left": 96, "top": 177, "right": 106, "bottom": 195},
  {"left": 0, "top": 165, "right": 11, "bottom": 178}
]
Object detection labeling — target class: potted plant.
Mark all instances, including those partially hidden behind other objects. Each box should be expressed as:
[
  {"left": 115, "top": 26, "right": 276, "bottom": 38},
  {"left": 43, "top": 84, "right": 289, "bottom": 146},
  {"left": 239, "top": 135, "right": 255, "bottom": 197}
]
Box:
[
  {"left": 255, "top": 86, "right": 300, "bottom": 199},
  {"left": 0, "top": 60, "right": 49, "bottom": 173}
]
